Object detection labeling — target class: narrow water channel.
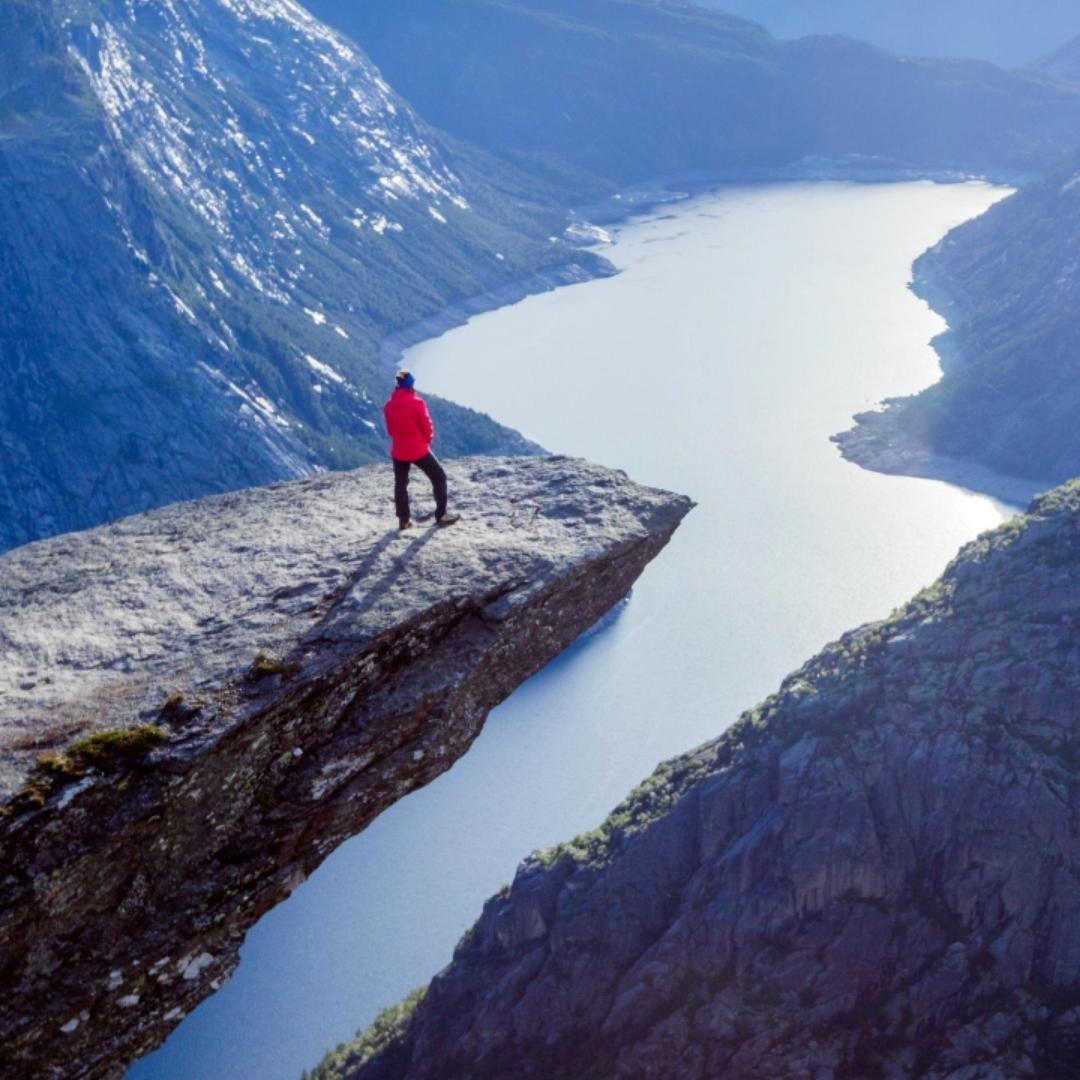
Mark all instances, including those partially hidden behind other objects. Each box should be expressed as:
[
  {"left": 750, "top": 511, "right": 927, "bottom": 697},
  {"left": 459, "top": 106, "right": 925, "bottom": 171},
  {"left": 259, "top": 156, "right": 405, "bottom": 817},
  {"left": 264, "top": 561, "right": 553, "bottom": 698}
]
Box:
[{"left": 129, "top": 180, "right": 1015, "bottom": 1080}]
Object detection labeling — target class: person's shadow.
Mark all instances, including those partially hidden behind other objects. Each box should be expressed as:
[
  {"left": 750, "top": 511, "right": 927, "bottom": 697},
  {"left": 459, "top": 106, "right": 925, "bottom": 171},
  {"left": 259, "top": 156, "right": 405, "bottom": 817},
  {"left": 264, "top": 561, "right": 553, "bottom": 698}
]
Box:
[{"left": 314, "top": 526, "right": 440, "bottom": 634}]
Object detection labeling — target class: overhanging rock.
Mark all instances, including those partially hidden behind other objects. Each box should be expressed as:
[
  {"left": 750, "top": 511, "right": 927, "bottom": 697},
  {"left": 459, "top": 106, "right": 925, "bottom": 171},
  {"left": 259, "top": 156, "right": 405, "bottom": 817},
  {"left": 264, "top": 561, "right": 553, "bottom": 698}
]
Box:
[{"left": 0, "top": 455, "right": 692, "bottom": 1080}]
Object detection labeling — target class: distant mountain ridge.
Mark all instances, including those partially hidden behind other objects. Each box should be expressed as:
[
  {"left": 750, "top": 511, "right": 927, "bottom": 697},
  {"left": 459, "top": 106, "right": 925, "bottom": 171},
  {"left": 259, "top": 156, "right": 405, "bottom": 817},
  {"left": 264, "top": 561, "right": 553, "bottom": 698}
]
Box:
[
  {"left": 1034, "top": 33, "right": 1080, "bottom": 83},
  {"left": 701, "top": 0, "right": 1080, "bottom": 67},
  {"left": 309, "top": 0, "right": 1080, "bottom": 191},
  {"left": 0, "top": 0, "right": 598, "bottom": 552}
]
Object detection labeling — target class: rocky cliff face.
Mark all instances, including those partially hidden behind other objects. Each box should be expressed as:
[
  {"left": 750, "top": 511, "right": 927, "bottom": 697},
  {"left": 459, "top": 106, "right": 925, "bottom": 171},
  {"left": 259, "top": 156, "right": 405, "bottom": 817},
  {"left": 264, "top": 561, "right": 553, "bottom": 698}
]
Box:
[
  {"left": 0, "top": 0, "right": 602, "bottom": 553},
  {"left": 0, "top": 456, "right": 691, "bottom": 1080},
  {"left": 321, "top": 480, "right": 1080, "bottom": 1080}
]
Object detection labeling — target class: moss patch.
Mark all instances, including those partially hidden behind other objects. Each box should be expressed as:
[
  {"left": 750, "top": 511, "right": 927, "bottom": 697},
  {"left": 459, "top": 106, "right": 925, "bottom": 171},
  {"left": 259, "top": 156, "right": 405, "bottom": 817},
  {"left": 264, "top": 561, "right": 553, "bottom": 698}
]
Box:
[
  {"left": 65, "top": 725, "right": 169, "bottom": 770},
  {"left": 5, "top": 725, "right": 170, "bottom": 817},
  {"left": 248, "top": 653, "right": 302, "bottom": 680}
]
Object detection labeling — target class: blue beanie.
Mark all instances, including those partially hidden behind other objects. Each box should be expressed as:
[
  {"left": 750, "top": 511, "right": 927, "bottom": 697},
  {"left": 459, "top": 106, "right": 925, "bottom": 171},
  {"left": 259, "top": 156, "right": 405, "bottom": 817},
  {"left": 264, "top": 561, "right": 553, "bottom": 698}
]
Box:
[{"left": 396, "top": 371, "right": 415, "bottom": 390}]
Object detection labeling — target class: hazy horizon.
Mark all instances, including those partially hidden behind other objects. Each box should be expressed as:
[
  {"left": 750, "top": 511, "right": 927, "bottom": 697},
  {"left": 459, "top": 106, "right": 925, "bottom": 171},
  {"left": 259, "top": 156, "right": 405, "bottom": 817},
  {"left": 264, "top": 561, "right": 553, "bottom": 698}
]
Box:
[{"left": 704, "top": 0, "right": 1080, "bottom": 66}]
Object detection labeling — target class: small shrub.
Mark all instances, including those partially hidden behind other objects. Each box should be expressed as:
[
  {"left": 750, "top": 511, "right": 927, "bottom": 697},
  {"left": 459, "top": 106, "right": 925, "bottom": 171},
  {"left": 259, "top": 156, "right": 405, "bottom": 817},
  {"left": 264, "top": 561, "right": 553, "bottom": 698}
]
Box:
[
  {"left": 248, "top": 653, "right": 302, "bottom": 680},
  {"left": 33, "top": 750, "right": 85, "bottom": 781},
  {"left": 65, "top": 725, "right": 169, "bottom": 770}
]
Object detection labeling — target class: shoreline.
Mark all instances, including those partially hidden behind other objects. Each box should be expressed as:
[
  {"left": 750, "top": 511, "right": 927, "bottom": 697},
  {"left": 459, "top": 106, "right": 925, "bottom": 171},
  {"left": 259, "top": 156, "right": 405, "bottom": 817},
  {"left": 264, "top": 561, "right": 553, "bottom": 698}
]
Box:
[
  {"left": 379, "top": 158, "right": 1030, "bottom": 374},
  {"left": 833, "top": 202, "right": 1063, "bottom": 511},
  {"left": 832, "top": 410, "right": 1051, "bottom": 510},
  {"left": 378, "top": 259, "right": 616, "bottom": 369},
  {"left": 383, "top": 171, "right": 1044, "bottom": 513},
  {"left": 382, "top": 166, "right": 1042, "bottom": 510}
]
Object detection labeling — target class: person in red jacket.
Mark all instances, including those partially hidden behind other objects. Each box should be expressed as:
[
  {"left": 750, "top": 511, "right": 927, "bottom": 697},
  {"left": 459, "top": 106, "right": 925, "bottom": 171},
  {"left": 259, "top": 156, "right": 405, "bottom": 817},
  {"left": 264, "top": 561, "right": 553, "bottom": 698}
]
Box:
[{"left": 383, "top": 370, "right": 459, "bottom": 530}]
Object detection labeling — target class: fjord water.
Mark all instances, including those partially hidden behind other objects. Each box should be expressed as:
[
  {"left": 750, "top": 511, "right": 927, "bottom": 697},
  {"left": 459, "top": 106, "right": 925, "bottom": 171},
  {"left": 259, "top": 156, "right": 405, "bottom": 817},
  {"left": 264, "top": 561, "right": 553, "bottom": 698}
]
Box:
[{"left": 130, "top": 182, "right": 1013, "bottom": 1080}]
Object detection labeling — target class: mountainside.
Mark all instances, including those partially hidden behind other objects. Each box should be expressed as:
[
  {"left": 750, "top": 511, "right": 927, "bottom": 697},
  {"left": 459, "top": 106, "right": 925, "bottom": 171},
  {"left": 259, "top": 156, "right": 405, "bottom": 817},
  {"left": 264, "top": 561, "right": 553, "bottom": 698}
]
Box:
[
  {"left": 1035, "top": 33, "right": 1080, "bottom": 83},
  {"left": 319, "top": 480, "right": 1080, "bottom": 1080},
  {"left": 703, "top": 0, "right": 1080, "bottom": 67},
  {"left": 836, "top": 152, "right": 1080, "bottom": 492},
  {"left": 0, "top": 455, "right": 691, "bottom": 1079},
  {"left": 0, "top": 0, "right": 602, "bottom": 553},
  {"left": 308, "top": 0, "right": 1080, "bottom": 191}
]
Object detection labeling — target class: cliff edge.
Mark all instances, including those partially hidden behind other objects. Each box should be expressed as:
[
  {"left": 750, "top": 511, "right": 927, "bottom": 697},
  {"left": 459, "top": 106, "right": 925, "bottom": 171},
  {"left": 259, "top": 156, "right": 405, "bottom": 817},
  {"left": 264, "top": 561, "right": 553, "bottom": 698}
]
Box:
[
  {"left": 0, "top": 455, "right": 691, "bottom": 1080},
  {"left": 325, "top": 481, "right": 1080, "bottom": 1080}
]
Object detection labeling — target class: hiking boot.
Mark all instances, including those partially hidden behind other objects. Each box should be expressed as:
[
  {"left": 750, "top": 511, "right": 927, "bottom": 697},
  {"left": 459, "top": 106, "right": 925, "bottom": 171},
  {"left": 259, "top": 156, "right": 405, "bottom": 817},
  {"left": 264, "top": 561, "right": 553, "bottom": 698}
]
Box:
[
  {"left": 399, "top": 519, "right": 414, "bottom": 531},
  {"left": 435, "top": 513, "right": 460, "bottom": 528}
]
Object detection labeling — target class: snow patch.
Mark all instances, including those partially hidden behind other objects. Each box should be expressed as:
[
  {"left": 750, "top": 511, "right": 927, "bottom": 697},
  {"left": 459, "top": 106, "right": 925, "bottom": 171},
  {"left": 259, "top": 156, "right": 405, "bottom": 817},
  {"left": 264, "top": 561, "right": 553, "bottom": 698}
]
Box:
[
  {"left": 565, "top": 221, "right": 612, "bottom": 245},
  {"left": 371, "top": 215, "right": 403, "bottom": 235},
  {"left": 304, "top": 354, "right": 345, "bottom": 384},
  {"left": 299, "top": 204, "right": 324, "bottom": 229}
]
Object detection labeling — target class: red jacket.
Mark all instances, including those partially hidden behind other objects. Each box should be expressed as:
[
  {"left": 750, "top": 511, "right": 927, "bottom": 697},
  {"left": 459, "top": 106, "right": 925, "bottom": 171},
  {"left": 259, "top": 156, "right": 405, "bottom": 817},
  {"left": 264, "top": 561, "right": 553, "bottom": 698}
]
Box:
[{"left": 384, "top": 387, "right": 434, "bottom": 461}]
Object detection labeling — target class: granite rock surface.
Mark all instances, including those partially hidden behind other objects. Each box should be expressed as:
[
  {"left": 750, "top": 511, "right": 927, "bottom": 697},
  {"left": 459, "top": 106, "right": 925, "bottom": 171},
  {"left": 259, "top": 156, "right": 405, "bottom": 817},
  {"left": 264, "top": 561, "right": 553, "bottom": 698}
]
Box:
[{"left": 0, "top": 455, "right": 691, "bottom": 1080}]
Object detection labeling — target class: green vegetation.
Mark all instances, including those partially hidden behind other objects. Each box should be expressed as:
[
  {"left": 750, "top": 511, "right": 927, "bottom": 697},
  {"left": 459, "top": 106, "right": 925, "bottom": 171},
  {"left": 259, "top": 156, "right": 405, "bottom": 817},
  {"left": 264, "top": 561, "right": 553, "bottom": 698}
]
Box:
[
  {"left": 1031, "top": 478, "right": 1080, "bottom": 516},
  {"left": 4, "top": 725, "right": 170, "bottom": 817},
  {"left": 306, "top": 988, "right": 427, "bottom": 1080},
  {"left": 248, "top": 654, "right": 302, "bottom": 680},
  {"left": 536, "top": 753, "right": 713, "bottom": 869},
  {"left": 64, "top": 725, "right": 169, "bottom": 770}
]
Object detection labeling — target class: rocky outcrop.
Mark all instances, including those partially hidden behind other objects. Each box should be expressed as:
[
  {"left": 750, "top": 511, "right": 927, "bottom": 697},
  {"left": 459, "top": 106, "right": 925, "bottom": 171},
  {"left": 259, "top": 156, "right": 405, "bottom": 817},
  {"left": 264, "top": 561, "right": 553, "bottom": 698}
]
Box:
[
  {"left": 323, "top": 480, "right": 1080, "bottom": 1080},
  {"left": 0, "top": 456, "right": 691, "bottom": 1080}
]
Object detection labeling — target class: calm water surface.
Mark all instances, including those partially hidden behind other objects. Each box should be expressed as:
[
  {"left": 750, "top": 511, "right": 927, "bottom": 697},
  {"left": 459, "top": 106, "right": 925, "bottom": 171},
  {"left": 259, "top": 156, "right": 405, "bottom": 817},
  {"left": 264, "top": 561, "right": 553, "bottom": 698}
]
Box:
[{"left": 131, "top": 181, "right": 1014, "bottom": 1080}]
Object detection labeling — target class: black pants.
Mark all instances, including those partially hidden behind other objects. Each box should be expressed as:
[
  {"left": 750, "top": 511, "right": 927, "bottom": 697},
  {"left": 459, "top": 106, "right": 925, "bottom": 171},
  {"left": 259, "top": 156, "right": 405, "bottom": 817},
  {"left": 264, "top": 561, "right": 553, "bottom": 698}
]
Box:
[{"left": 393, "top": 453, "right": 447, "bottom": 524}]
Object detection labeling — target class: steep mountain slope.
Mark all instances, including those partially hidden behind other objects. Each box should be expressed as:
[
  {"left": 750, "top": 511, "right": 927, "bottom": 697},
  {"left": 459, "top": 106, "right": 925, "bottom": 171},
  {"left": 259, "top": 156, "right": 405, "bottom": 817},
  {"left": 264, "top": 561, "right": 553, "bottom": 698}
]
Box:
[
  {"left": 703, "top": 0, "right": 1080, "bottom": 67},
  {"left": 318, "top": 480, "right": 1080, "bottom": 1080},
  {"left": 308, "top": 0, "right": 1080, "bottom": 191},
  {"left": 837, "top": 152, "right": 1080, "bottom": 490},
  {"left": 0, "top": 0, "right": 600, "bottom": 552}
]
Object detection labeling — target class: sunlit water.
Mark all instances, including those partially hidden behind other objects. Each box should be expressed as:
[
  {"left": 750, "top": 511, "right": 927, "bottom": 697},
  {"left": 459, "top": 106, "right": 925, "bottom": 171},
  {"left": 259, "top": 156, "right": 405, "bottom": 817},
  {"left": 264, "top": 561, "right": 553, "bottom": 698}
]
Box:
[{"left": 130, "top": 181, "right": 1015, "bottom": 1080}]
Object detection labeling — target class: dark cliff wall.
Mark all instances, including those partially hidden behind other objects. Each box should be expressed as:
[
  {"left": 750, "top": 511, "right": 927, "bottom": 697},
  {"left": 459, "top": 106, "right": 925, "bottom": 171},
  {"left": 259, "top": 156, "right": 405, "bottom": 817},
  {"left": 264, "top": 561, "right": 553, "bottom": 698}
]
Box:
[{"left": 324, "top": 480, "right": 1080, "bottom": 1080}]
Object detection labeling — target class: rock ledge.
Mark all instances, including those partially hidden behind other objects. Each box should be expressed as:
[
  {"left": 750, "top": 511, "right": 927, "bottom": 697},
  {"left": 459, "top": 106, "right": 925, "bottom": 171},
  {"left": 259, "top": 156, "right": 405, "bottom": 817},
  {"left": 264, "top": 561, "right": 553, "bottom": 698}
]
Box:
[{"left": 0, "top": 455, "right": 691, "bottom": 1080}]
